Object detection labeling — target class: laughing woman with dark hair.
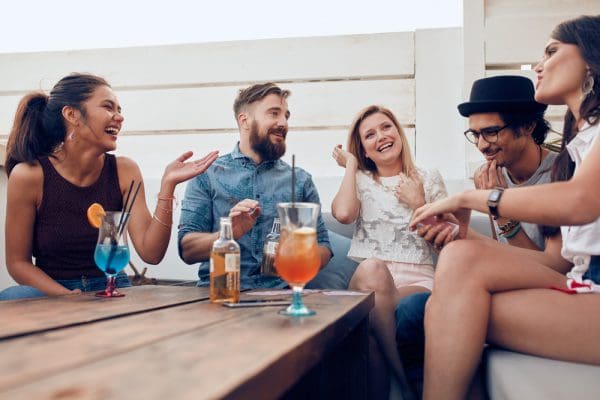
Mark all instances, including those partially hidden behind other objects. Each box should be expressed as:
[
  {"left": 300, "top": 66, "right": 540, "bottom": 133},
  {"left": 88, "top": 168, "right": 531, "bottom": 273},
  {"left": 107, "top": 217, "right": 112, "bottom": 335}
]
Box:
[
  {"left": 1, "top": 73, "right": 218, "bottom": 300},
  {"left": 410, "top": 15, "right": 600, "bottom": 400}
]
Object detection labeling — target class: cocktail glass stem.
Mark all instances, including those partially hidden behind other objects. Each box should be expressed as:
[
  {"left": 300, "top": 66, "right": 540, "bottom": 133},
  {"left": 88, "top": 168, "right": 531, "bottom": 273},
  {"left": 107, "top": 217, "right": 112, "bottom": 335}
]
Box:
[
  {"left": 279, "top": 285, "right": 315, "bottom": 317},
  {"left": 96, "top": 275, "right": 124, "bottom": 298}
]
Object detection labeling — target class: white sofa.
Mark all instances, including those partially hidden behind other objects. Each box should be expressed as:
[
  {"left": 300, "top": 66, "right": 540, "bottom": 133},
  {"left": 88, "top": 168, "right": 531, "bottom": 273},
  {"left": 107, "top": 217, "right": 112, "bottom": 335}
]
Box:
[{"left": 322, "top": 212, "right": 600, "bottom": 399}]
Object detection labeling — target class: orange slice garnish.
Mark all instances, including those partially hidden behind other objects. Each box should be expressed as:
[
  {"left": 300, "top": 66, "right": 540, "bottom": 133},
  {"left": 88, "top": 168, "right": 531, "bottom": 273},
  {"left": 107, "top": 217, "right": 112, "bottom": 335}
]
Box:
[{"left": 87, "top": 203, "right": 106, "bottom": 228}]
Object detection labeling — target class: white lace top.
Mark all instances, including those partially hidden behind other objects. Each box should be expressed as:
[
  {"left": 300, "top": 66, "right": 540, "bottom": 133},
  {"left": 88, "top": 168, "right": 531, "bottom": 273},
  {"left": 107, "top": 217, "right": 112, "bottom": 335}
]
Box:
[
  {"left": 561, "top": 122, "right": 600, "bottom": 291},
  {"left": 347, "top": 168, "right": 448, "bottom": 265}
]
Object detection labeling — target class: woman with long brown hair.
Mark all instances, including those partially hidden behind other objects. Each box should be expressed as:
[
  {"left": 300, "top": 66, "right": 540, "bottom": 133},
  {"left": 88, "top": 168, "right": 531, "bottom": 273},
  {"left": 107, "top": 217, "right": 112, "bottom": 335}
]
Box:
[
  {"left": 1, "top": 73, "right": 217, "bottom": 300},
  {"left": 410, "top": 15, "right": 600, "bottom": 399}
]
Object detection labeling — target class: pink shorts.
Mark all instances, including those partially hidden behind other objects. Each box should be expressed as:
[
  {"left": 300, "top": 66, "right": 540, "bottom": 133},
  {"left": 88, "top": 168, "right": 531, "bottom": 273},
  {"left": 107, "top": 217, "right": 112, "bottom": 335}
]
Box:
[{"left": 386, "top": 262, "right": 434, "bottom": 291}]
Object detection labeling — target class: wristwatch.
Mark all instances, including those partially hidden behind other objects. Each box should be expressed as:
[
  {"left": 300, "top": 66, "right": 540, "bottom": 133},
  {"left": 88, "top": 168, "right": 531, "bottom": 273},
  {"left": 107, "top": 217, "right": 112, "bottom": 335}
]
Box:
[{"left": 487, "top": 188, "right": 505, "bottom": 219}]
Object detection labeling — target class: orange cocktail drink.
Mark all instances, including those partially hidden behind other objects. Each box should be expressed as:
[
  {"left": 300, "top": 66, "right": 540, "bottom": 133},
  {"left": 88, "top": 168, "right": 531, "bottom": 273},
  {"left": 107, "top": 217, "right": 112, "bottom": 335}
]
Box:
[
  {"left": 275, "top": 202, "right": 321, "bottom": 317},
  {"left": 275, "top": 227, "right": 320, "bottom": 286}
]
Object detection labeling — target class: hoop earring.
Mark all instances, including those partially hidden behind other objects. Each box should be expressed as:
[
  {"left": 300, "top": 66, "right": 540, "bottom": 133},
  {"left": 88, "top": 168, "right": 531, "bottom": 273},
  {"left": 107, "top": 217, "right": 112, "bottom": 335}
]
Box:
[{"left": 582, "top": 72, "right": 595, "bottom": 97}]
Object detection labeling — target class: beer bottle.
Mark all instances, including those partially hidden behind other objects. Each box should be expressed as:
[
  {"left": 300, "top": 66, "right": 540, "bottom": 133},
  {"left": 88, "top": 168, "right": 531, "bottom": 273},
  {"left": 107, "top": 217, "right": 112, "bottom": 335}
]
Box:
[
  {"left": 260, "top": 218, "right": 280, "bottom": 277},
  {"left": 210, "top": 217, "right": 240, "bottom": 303}
]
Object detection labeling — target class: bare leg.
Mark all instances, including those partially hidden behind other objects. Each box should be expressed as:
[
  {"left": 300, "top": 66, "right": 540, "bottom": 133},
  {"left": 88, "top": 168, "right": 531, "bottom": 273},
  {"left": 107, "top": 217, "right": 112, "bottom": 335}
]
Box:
[
  {"left": 350, "top": 258, "right": 426, "bottom": 400},
  {"left": 423, "top": 240, "right": 569, "bottom": 400},
  {"left": 489, "top": 288, "right": 600, "bottom": 364}
]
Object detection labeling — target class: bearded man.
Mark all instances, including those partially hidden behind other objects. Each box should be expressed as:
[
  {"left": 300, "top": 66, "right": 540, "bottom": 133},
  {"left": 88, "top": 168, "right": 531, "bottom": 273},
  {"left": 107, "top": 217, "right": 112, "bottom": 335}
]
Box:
[{"left": 178, "top": 83, "right": 332, "bottom": 289}]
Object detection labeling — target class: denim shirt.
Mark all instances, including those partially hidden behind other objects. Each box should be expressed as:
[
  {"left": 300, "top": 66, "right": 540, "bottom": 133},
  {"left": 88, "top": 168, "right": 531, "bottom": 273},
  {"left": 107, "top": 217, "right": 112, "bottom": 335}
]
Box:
[{"left": 178, "top": 143, "right": 331, "bottom": 289}]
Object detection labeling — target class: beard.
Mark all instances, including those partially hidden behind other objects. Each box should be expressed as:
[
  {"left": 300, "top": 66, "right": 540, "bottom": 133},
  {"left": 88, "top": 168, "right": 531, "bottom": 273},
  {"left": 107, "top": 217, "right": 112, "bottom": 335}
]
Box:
[{"left": 249, "top": 121, "right": 286, "bottom": 161}]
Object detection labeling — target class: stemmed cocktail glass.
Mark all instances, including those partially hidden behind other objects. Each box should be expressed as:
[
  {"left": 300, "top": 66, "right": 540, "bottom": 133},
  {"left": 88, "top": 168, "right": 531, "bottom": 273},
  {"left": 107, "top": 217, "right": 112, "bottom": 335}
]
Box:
[
  {"left": 94, "top": 211, "right": 131, "bottom": 297},
  {"left": 275, "top": 202, "right": 321, "bottom": 317}
]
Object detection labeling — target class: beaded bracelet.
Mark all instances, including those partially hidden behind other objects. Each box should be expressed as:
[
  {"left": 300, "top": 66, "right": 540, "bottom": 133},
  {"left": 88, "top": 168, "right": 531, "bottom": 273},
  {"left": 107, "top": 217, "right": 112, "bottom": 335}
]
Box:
[
  {"left": 502, "top": 223, "right": 522, "bottom": 239},
  {"left": 152, "top": 214, "right": 172, "bottom": 229},
  {"left": 498, "top": 219, "right": 519, "bottom": 235}
]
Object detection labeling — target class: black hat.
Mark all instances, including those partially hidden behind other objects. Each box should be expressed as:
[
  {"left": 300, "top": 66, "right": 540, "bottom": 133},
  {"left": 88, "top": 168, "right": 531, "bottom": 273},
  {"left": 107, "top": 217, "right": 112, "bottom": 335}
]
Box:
[{"left": 458, "top": 75, "right": 547, "bottom": 117}]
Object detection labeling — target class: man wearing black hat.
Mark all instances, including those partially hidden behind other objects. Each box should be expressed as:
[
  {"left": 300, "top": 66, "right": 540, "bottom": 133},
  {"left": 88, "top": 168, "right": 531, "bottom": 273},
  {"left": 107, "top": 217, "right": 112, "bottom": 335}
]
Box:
[
  {"left": 394, "top": 75, "right": 557, "bottom": 397},
  {"left": 460, "top": 75, "right": 557, "bottom": 249}
]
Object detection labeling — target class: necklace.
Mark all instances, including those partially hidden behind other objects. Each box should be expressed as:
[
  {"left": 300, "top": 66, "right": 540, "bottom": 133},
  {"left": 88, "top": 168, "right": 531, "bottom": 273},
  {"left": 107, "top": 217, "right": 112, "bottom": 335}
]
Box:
[
  {"left": 506, "top": 145, "right": 543, "bottom": 185},
  {"left": 537, "top": 145, "right": 543, "bottom": 168}
]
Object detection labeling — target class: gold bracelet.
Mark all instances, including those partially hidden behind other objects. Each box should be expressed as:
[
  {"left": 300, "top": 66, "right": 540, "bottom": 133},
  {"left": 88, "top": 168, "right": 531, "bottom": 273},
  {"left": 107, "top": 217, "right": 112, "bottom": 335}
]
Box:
[
  {"left": 157, "top": 193, "right": 176, "bottom": 201},
  {"left": 152, "top": 214, "right": 172, "bottom": 229},
  {"left": 157, "top": 205, "right": 173, "bottom": 213},
  {"left": 157, "top": 193, "right": 178, "bottom": 208}
]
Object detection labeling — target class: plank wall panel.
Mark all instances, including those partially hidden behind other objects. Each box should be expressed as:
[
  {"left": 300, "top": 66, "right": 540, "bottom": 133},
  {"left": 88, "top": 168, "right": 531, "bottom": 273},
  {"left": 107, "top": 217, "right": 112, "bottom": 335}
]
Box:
[
  {"left": 0, "top": 33, "right": 414, "bottom": 93},
  {"left": 484, "top": 0, "right": 600, "bottom": 65},
  {"left": 114, "top": 128, "right": 416, "bottom": 179},
  {"left": 116, "top": 79, "right": 415, "bottom": 133}
]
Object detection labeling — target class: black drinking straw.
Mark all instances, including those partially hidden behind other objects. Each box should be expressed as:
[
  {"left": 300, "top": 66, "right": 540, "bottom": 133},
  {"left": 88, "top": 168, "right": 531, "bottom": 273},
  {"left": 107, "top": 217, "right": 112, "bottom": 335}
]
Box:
[
  {"left": 105, "top": 180, "right": 138, "bottom": 275},
  {"left": 290, "top": 155, "right": 298, "bottom": 224},
  {"left": 118, "top": 181, "right": 141, "bottom": 236},
  {"left": 118, "top": 180, "right": 135, "bottom": 230},
  {"left": 291, "top": 155, "right": 296, "bottom": 205}
]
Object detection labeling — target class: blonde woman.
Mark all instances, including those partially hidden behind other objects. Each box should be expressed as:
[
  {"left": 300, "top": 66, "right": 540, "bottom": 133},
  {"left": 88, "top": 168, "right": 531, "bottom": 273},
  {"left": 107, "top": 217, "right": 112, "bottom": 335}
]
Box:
[{"left": 332, "top": 105, "right": 448, "bottom": 399}]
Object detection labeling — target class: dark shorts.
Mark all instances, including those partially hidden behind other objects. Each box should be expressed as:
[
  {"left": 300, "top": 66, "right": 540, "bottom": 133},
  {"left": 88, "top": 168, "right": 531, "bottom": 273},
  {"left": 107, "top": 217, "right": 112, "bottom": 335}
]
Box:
[{"left": 583, "top": 256, "right": 600, "bottom": 283}]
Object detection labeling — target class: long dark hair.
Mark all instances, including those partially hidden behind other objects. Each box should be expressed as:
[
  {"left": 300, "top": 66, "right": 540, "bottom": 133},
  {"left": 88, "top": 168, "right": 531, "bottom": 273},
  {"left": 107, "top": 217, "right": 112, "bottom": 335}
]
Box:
[
  {"left": 542, "top": 15, "right": 600, "bottom": 237},
  {"left": 5, "top": 73, "right": 109, "bottom": 175}
]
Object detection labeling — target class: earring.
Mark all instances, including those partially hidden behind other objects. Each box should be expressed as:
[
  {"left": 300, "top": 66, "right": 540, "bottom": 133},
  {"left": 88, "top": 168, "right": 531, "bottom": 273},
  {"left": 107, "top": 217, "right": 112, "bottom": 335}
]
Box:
[
  {"left": 68, "top": 131, "right": 75, "bottom": 141},
  {"left": 582, "top": 71, "right": 595, "bottom": 97}
]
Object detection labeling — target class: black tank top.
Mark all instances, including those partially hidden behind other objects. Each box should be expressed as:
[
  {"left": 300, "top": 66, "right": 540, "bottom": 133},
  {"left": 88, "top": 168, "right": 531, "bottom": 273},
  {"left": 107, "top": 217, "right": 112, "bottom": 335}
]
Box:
[{"left": 33, "top": 154, "right": 123, "bottom": 279}]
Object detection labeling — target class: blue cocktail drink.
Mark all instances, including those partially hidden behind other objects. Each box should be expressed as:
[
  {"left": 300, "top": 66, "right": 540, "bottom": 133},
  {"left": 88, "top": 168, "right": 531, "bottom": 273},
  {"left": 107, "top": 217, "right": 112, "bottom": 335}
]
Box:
[
  {"left": 94, "top": 245, "right": 130, "bottom": 275},
  {"left": 94, "top": 211, "right": 130, "bottom": 298}
]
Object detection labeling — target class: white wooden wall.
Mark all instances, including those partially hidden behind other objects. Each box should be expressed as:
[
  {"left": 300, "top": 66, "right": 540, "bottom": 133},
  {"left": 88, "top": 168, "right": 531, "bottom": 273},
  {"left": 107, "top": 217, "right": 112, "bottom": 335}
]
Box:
[
  {"left": 463, "top": 0, "right": 600, "bottom": 173},
  {"left": 0, "top": 32, "right": 433, "bottom": 284},
  {"left": 0, "top": 0, "right": 598, "bottom": 287}
]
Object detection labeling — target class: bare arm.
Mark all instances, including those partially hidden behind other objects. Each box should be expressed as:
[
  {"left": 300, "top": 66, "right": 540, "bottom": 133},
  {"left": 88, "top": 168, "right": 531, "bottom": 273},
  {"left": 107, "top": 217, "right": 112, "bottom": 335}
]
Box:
[
  {"left": 540, "top": 233, "right": 573, "bottom": 274},
  {"left": 412, "top": 132, "right": 600, "bottom": 229},
  {"left": 5, "top": 163, "right": 77, "bottom": 295},
  {"left": 331, "top": 145, "right": 360, "bottom": 224},
  {"left": 180, "top": 199, "right": 260, "bottom": 264},
  {"left": 119, "top": 151, "right": 218, "bottom": 264},
  {"left": 494, "top": 217, "right": 541, "bottom": 250},
  {"left": 179, "top": 231, "right": 219, "bottom": 263}
]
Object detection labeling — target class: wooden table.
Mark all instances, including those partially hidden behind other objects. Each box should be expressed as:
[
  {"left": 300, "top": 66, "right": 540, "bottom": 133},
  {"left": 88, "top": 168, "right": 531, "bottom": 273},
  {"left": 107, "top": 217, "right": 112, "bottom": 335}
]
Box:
[{"left": 0, "top": 285, "right": 373, "bottom": 399}]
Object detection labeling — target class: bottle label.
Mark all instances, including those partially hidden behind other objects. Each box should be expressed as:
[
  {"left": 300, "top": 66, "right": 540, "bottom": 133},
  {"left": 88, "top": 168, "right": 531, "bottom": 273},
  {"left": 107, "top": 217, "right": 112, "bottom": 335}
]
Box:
[
  {"left": 266, "top": 241, "right": 278, "bottom": 254},
  {"left": 225, "top": 253, "right": 240, "bottom": 272},
  {"left": 209, "top": 258, "right": 214, "bottom": 273}
]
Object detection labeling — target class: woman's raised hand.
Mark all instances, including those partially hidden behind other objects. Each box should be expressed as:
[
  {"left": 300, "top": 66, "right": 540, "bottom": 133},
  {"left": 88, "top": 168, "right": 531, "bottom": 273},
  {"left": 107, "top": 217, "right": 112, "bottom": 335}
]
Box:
[
  {"left": 332, "top": 144, "right": 357, "bottom": 169},
  {"left": 162, "top": 150, "right": 219, "bottom": 186},
  {"left": 395, "top": 170, "right": 425, "bottom": 210}
]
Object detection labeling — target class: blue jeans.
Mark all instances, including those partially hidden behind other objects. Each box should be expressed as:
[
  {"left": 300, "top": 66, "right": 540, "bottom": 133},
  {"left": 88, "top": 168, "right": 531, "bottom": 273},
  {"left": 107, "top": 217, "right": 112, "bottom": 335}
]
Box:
[
  {"left": 395, "top": 291, "right": 430, "bottom": 398},
  {"left": 0, "top": 273, "right": 131, "bottom": 301}
]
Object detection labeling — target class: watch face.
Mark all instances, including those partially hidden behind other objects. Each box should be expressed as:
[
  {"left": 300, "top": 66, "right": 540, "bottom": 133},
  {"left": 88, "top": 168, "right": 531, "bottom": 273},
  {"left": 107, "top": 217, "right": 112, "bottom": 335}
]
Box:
[{"left": 489, "top": 191, "right": 501, "bottom": 202}]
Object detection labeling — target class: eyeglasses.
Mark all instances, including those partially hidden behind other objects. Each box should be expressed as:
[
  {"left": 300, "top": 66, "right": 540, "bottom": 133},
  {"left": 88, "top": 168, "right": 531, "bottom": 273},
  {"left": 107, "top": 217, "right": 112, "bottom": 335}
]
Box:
[{"left": 464, "top": 124, "right": 510, "bottom": 144}]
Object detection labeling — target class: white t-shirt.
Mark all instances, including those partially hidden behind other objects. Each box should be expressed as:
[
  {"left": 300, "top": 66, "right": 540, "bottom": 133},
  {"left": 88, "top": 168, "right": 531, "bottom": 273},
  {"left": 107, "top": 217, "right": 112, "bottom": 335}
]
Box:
[
  {"left": 560, "top": 122, "right": 600, "bottom": 288},
  {"left": 347, "top": 168, "right": 448, "bottom": 265}
]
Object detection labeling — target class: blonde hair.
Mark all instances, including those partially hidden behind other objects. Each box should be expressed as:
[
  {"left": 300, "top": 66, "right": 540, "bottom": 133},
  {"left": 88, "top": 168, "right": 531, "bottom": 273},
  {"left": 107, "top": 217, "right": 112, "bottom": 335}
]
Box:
[{"left": 347, "top": 105, "right": 415, "bottom": 176}]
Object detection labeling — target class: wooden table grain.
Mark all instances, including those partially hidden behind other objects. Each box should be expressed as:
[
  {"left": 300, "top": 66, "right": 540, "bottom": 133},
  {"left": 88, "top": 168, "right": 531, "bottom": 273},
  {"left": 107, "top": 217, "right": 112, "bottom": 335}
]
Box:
[
  {"left": 0, "top": 286, "right": 373, "bottom": 400},
  {"left": 0, "top": 285, "right": 210, "bottom": 340}
]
